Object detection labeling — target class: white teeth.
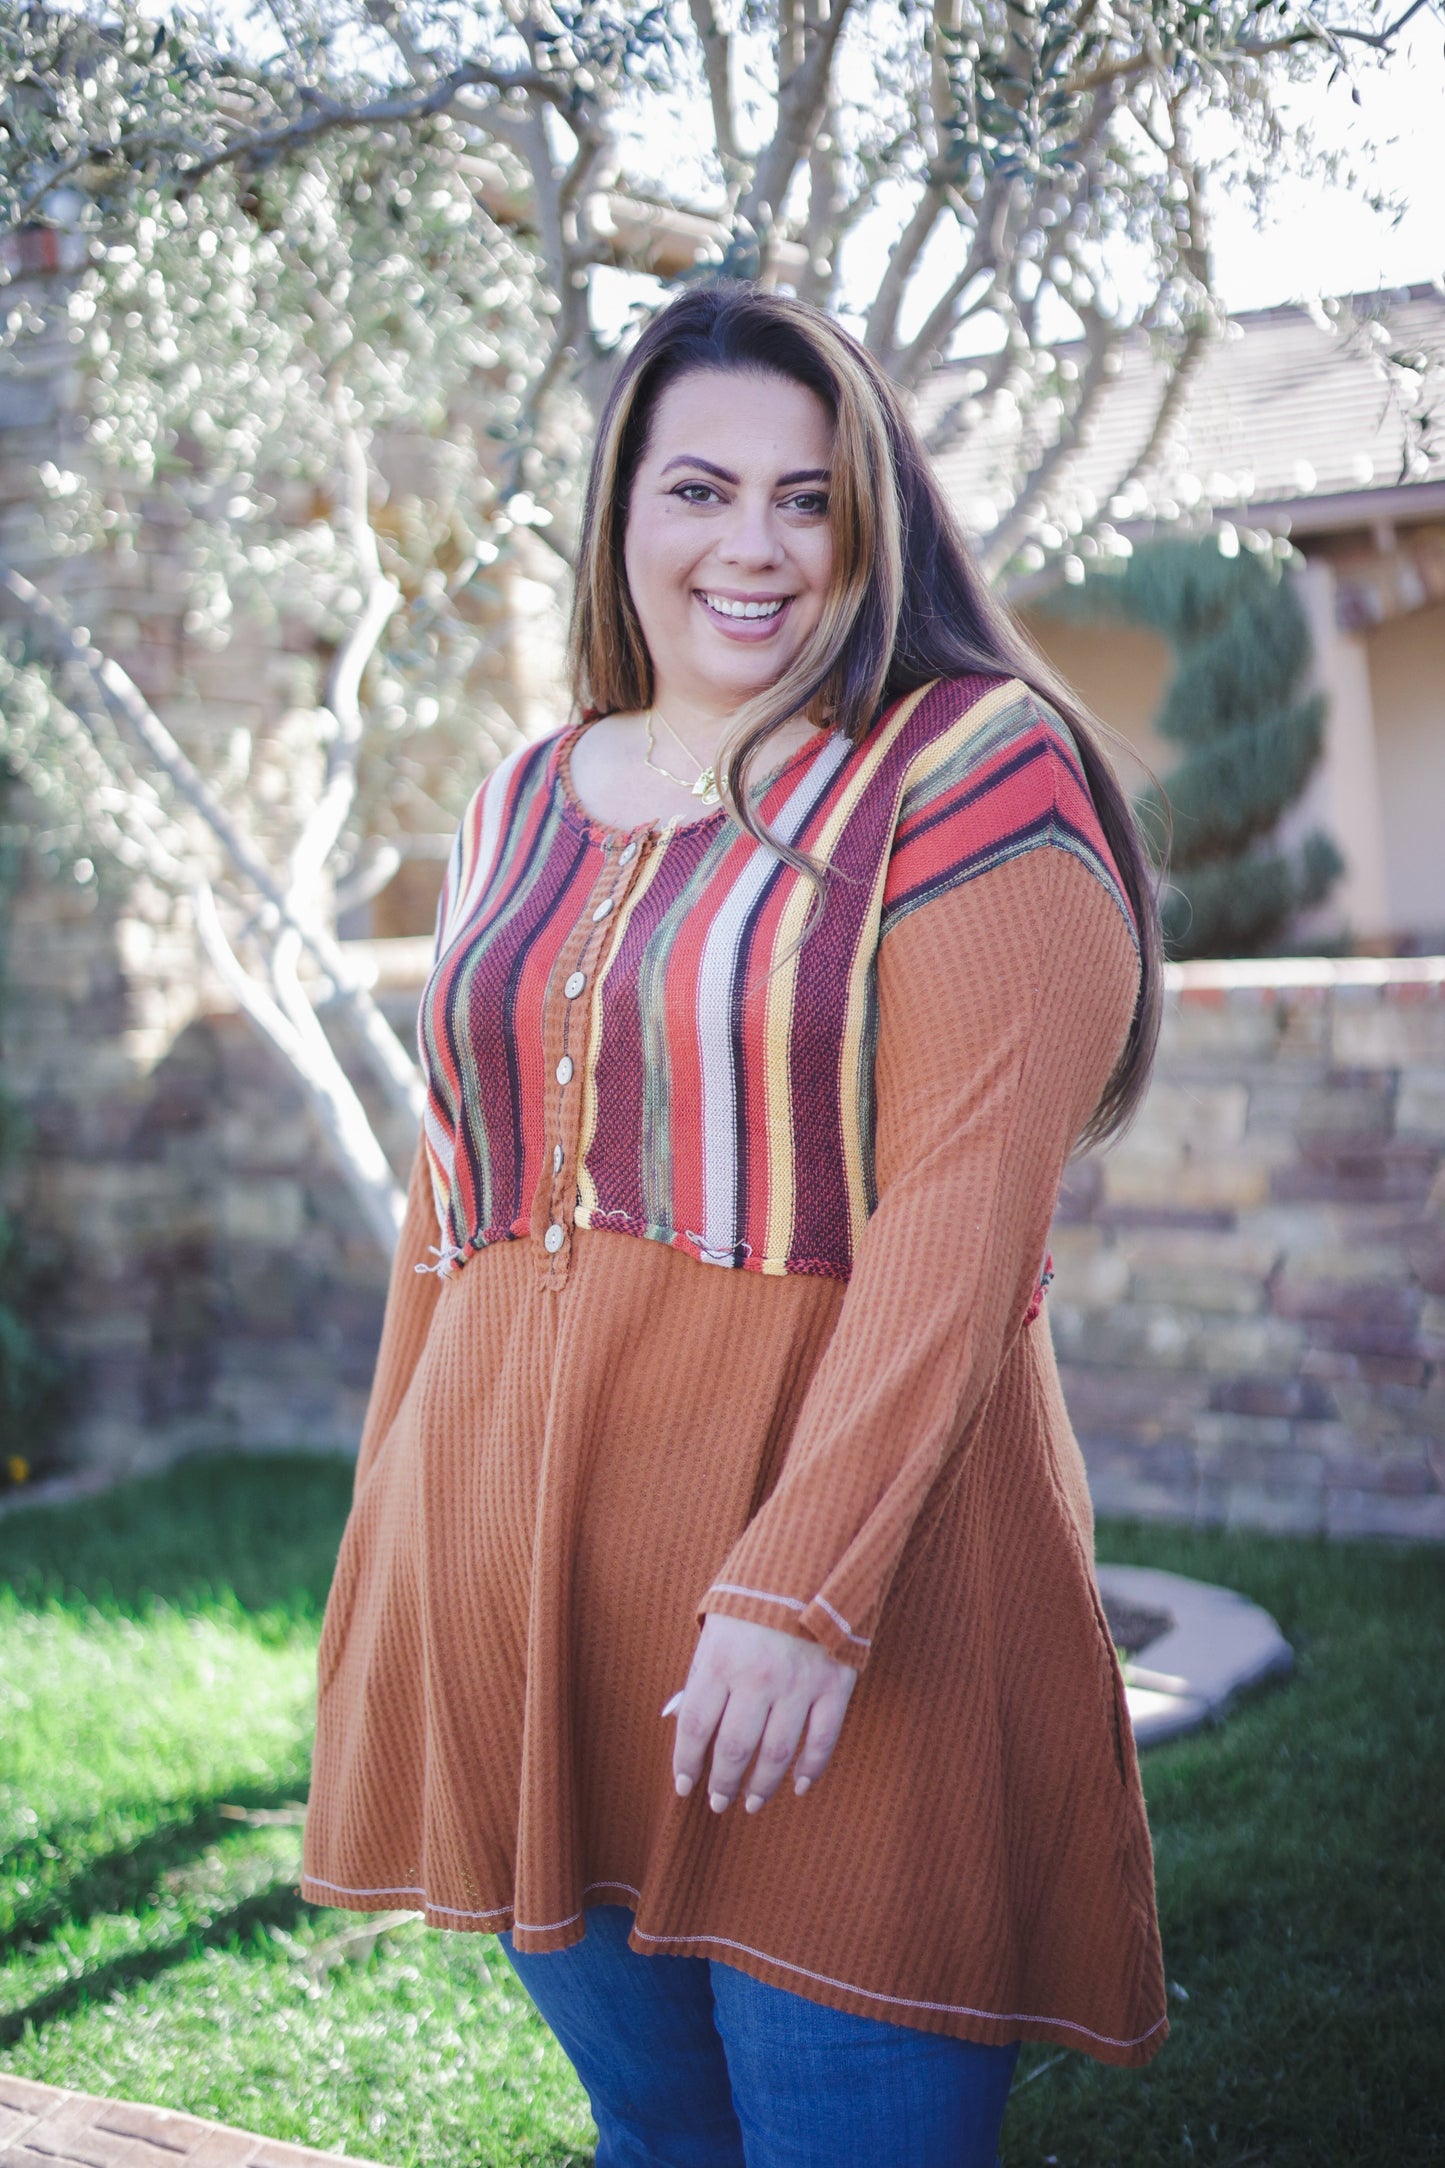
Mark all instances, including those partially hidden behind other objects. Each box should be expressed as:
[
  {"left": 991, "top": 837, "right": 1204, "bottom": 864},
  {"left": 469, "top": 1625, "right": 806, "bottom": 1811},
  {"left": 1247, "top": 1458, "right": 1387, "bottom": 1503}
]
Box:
[{"left": 699, "top": 593, "right": 787, "bottom": 620}]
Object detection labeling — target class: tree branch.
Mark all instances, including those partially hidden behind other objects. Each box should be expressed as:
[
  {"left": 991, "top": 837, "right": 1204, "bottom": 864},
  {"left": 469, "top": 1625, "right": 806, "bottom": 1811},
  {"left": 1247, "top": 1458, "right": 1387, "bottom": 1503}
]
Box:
[
  {"left": 177, "top": 58, "right": 570, "bottom": 185},
  {"left": 1305, "top": 0, "right": 1435, "bottom": 51},
  {"left": 687, "top": 0, "right": 742, "bottom": 179},
  {"left": 891, "top": 170, "right": 1014, "bottom": 389},
  {"left": 863, "top": 180, "right": 946, "bottom": 368},
  {"left": 980, "top": 314, "right": 1122, "bottom": 576},
  {"left": 360, "top": 0, "right": 439, "bottom": 87},
  {"left": 289, "top": 415, "right": 401, "bottom": 909},
  {"left": 735, "top": 0, "right": 855, "bottom": 267},
  {"left": 1109, "top": 313, "right": 1218, "bottom": 505},
  {"left": 1, "top": 568, "right": 423, "bottom": 1130},
  {"left": 1059, "top": 3, "right": 1428, "bottom": 102},
  {"left": 194, "top": 885, "right": 404, "bottom": 1249}
]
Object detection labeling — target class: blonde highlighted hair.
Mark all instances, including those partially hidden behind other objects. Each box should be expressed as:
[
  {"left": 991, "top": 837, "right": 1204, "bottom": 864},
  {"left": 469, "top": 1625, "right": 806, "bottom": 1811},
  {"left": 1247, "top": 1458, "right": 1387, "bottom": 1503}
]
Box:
[{"left": 568, "top": 280, "right": 1162, "bottom": 1146}]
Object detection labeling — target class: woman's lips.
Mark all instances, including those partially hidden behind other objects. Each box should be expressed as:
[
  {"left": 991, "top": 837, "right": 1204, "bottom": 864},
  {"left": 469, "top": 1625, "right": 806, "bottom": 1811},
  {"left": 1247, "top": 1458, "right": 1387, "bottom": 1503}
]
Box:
[{"left": 693, "top": 591, "right": 795, "bottom": 641}]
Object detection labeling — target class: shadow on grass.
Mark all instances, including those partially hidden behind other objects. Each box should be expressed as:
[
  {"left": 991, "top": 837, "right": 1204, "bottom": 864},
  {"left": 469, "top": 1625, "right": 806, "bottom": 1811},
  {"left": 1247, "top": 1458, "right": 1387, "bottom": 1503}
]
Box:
[
  {"left": 0, "top": 1780, "right": 311, "bottom": 1961},
  {"left": 0, "top": 1880, "right": 313, "bottom": 2048},
  {"left": 0, "top": 1459, "right": 348, "bottom": 2057}
]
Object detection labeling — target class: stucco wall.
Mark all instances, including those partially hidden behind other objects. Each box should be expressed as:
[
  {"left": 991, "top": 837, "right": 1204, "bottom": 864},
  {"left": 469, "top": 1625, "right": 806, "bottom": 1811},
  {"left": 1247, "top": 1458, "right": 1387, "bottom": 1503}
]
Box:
[
  {"left": 1017, "top": 610, "right": 1174, "bottom": 799},
  {"left": 1027, "top": 562, "right": 1445, "bottom": 953},
  {"left": 1368, "top": 597, "right": 1445, "bottom": 944}
]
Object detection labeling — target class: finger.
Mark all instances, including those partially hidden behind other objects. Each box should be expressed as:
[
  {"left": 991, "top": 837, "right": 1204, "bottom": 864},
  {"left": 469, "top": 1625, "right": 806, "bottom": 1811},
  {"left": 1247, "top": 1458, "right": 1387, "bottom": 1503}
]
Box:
[
  {"left": 705, "top": 1691, "right": 771, "bottom": 1813},
  {"left": 660, "top": 1690, "right": 684, "bottom": 1719},
  {"left": 792, "top": 1681, "right": 854, "bottom": 1794},
  {"left": 742, "top": 1695, "right": 811, "bottom": 1814},
  {"left": 672, "top": 1674, "right": 729, "bottom": 1798}
]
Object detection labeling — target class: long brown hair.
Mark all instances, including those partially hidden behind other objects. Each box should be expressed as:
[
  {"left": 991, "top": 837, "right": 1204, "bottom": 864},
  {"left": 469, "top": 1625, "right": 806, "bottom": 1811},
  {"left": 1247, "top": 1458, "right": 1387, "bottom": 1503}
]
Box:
[{"left": 569, "top": 280, "right": 1162, "bottom": 1147}]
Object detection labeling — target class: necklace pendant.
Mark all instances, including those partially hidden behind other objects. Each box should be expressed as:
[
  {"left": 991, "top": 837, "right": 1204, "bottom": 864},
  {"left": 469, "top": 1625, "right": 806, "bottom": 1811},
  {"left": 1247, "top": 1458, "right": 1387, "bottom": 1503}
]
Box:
[{"left": 692, "top": 767, "right": 720, "bottom": 806}]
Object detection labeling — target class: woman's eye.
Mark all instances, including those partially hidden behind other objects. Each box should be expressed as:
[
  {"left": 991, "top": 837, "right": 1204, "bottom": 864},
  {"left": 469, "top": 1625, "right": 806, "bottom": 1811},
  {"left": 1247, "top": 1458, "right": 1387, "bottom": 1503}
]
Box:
[
  {"left": 788, "top": 492, "right": 829, "bottom": 516},
  {"left": 674, "top": 482, "right": 721, "bottom": 504}
]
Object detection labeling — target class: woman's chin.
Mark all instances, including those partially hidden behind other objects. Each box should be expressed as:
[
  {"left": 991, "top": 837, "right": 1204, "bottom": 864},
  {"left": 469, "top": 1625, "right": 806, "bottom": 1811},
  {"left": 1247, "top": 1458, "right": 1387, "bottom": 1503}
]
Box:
[{"left": 677, "top": 645, "right": 802, "bottom": 711}]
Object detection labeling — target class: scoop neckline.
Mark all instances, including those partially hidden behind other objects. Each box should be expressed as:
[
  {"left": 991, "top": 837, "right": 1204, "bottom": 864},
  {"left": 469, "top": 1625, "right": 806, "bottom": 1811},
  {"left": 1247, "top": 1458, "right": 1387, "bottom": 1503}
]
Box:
[{"left": 549, "top": 715, "right": 833, "bottom": 845}]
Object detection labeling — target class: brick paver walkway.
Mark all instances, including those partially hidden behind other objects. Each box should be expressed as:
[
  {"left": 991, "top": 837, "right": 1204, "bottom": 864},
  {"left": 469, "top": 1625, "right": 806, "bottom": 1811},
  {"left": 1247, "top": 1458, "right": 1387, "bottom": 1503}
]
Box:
[{"left": 0, "top": 2075, "right": 390, "bottom": 2167}]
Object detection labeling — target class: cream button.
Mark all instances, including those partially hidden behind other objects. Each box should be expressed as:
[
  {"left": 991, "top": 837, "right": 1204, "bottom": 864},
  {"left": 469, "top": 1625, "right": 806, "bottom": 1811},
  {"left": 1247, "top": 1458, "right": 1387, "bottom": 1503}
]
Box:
[
  {"left": 619, "top": 840, "right": 638, "bottom": 866},
  {"left": 592, "top": 895, "right": 615, "bottom": 921},
  {"left": 564, "top": 970, "right": 586, "bottom": 999},
  {"left": 543, "top": 1222, "right": 565, "bottom": 1254},
  {"left": 553, "top": 1142, "right": 564, "bottom": 1174},
  {"left": 555, "top": 1054, "right": 574, "bottom": 1086}
]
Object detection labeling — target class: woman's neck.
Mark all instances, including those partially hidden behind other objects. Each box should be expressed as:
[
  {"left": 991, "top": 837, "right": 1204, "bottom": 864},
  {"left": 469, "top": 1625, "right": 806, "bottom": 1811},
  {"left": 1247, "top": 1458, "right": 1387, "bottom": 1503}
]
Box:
[{"left": 563, "top": 702, "right": 826, "bottom": 834}]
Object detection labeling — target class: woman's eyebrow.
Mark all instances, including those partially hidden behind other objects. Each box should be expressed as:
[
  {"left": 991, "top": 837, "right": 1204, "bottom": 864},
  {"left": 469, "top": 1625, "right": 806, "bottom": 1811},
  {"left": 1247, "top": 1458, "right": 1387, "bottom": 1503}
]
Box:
[
  {"left": 659, "top": 455, "right": 738, "bottom": 482},
  {"left": 658, "top": 455, "right": 831, "bottom": 486}
]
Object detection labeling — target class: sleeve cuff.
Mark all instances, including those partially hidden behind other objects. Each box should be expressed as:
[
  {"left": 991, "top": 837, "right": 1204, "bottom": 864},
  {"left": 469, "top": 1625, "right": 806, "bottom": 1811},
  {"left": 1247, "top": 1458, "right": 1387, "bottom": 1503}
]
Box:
[{"left": 698, "top": 1580, "right": 874, "bottom": 1670}]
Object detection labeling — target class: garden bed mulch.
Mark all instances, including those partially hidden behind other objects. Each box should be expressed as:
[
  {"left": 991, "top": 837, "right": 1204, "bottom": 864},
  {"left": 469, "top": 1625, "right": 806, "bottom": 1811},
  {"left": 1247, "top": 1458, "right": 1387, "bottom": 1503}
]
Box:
[{"left": 1099, "top": 1590, "right": 1174, "bottom": 1655}]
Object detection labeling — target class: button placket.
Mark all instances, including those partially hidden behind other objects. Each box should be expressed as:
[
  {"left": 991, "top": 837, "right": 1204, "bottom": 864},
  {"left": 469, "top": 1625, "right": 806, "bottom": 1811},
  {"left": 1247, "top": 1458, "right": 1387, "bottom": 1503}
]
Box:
[{"left": 531, "top": 833, "right": 654, "bottom": 1284}]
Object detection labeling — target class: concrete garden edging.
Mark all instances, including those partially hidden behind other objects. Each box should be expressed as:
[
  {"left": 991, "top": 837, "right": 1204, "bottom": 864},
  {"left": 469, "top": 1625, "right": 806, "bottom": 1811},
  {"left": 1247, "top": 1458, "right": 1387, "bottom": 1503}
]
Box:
[
  {"left": 0, "top": 2073, "right": 391, "bottom": 2166},
  {"left": 1096, "top": 1564, "right": 1294, "bottom": 1747}
]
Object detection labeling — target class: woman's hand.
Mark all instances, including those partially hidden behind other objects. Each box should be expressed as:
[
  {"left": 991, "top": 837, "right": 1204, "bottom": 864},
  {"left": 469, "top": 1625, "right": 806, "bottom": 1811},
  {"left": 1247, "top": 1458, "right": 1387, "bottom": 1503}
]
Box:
[{"left": 667, "top": 1613, "right": 858, "bottom": 1815}]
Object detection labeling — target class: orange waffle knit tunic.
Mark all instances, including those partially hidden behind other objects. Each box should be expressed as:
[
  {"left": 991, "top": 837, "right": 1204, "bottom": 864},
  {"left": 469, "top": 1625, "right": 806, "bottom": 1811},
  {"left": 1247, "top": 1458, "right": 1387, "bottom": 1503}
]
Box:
[{"left": 301, "top": 688, "right": 1170, "bottom": 2069}]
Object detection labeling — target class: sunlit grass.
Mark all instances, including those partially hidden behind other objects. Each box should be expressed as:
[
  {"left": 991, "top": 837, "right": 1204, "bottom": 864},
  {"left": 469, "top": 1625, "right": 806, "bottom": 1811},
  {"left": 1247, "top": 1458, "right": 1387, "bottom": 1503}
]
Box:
[
  {"left": 1001, "top": 1520, "right": 1444, "bottom": 2168},
  {"left": 0, "top": 1454, "right": 1440, "bottom": 2165},
  {"left": 0, "top": 1456, "right": 593, "bottom": 2165}
]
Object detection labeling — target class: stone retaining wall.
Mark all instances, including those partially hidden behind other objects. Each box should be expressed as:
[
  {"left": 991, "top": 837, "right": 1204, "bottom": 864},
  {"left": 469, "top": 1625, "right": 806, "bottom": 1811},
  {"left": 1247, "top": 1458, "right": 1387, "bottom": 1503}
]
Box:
[
  {"left": 2, "top": 864, "right": 397, "bottom": 1476},
  {"left": 1051, "top": 956, "right": 1445, "bottom": 1539}
]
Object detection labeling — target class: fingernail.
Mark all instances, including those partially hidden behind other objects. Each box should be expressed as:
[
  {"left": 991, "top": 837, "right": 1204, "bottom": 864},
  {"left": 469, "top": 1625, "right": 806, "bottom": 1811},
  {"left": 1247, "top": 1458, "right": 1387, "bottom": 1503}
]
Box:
[
  {"left": 745, "top": 1793, "right": 764, "bottom": 1814},
  {"left": 660, "top": 1691, "right": 684, "bottom": 1718},
  {"left": 709, "top": 1791, "right": 729, "bottom": 1813},
  {"left": 794, "top": 1776, "right": 811, "bottom": 1796},
  {"left": 675, "top": 1773, "right": 693, "bottom": 1797}
]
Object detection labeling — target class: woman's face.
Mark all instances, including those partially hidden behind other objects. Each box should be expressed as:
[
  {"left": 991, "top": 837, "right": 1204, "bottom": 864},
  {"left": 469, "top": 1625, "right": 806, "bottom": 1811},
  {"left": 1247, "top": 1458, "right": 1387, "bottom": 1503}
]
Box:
[{"left": 622, "top": 365, "right": 837, "bottom": 723}]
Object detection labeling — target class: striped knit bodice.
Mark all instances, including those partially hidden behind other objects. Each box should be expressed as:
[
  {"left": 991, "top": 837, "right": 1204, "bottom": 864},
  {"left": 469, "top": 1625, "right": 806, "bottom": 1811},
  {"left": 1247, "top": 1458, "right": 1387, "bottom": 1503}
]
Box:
[{"left": 417, "top": 671, "right": 1134, "bottom": 1284}]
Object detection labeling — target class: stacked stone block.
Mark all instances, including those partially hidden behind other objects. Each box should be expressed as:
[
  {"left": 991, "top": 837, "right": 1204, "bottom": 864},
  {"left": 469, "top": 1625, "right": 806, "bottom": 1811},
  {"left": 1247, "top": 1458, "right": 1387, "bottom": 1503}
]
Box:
[
  {"left": 1, "top": 860, "right": 392, "bottom": 1477},
  {"left": 1052, "top": 961, "right": 1445, "bottom": 1539}
]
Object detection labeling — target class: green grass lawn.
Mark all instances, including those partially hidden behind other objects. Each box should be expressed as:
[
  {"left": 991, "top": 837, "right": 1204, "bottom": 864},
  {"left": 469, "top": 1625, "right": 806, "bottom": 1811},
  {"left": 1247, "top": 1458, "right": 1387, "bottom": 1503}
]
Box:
[{"left": 0, "top": 1454, "right": 1439, "bottom": 2167}]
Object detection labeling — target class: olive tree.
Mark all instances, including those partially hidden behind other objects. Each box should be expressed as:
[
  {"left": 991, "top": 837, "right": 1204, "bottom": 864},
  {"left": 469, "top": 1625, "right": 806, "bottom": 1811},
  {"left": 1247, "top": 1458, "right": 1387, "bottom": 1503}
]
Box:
[{"left": 0, "top": 0, "right": 1429, "bottom": 1246}]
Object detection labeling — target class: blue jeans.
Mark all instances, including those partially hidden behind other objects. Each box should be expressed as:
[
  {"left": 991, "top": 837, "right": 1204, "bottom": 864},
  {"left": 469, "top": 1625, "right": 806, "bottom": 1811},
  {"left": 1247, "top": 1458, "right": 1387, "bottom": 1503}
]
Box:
[{"left": 498, "top": 1906, "right": 1020, "bottom": 2168}]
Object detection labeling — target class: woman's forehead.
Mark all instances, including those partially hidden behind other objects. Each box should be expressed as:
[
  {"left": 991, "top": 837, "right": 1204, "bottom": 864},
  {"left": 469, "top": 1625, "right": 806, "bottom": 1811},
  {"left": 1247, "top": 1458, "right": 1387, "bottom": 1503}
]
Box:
[{"left": 642, "top": 367, "right": 835, "bottom": 466}]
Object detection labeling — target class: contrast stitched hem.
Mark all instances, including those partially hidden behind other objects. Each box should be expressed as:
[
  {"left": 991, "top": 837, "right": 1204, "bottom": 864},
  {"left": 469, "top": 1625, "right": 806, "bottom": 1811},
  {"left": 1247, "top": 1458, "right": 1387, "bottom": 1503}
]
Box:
[
  {"left": 300, "top": 1874, "right": 644, "bottom": 1934},
  {"left": 303, "top": 1875, "right": 426, "bottom": 1900},
  {"left": 810, "top": 1595, "right": 872, "bottom": 1650},
  {"left": 303, "top": 1873, "right": 1163, "bottom": 2049},
  {"left": 707, "top": 1581, "right": 873, "bottom": 1651},
  {"left": 301, "top": 1875, "right": 509, "bottom": 1922},
  {"left": 707, "top": 1580, "right": 805, "bottom": 1613},
  {"left": 630, "top": 1924, "right": 1168, "bottom": 2050},
  {"left": 510, "top": 1881, "right": 647, "bottom": 1934}
]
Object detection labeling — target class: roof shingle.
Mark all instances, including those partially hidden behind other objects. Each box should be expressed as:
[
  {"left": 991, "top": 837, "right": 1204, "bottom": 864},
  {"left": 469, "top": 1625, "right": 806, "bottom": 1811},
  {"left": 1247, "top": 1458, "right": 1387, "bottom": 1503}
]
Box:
[{"left": 915, "top": 284, "right": 1445, "bottom": 539}]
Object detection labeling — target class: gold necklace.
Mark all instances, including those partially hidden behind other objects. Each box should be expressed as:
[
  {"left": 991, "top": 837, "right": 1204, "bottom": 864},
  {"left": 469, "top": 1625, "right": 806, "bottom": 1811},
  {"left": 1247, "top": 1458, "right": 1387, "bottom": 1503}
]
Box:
[{"left": 643, "top": 706, "right": 722, "bottom": 806}]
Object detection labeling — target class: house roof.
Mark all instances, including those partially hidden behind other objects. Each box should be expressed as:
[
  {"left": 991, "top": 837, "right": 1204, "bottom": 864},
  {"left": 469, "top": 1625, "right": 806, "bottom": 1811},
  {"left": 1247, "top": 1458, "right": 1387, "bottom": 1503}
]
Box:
[{"left": 915, "top": 283, "right": 1445, "bottom": 545}]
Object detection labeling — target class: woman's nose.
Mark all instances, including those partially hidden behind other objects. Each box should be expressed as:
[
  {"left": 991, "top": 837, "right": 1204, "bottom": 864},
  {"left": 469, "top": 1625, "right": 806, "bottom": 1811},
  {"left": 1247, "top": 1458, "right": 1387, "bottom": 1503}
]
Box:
[{"left": 716, "top": 494, "right": 784, "bottom": 566}]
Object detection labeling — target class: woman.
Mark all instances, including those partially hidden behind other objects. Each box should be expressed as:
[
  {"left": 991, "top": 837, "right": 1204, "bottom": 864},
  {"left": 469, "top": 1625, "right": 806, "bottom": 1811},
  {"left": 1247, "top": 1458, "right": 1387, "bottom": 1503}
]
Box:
[{"left": 302, "top": 281, "right": 1170, "bottom": 2166}]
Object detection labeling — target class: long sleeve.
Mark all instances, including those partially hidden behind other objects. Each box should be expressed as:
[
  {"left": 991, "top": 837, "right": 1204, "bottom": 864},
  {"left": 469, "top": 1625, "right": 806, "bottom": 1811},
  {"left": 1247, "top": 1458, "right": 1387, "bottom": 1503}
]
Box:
[
  {"left": 352, "top": 1130, "right": 445, "bottom": 1490},
  {"left": 697, "top": 841, "right": 1139, "bottom": 1669}
]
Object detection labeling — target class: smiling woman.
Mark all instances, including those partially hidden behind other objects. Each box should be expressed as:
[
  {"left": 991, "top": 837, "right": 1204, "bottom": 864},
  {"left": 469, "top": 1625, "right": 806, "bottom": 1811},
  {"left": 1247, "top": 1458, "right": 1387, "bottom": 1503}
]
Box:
[{"left": 301, "top": 281, "right": 1170, "bottom": 2168}]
